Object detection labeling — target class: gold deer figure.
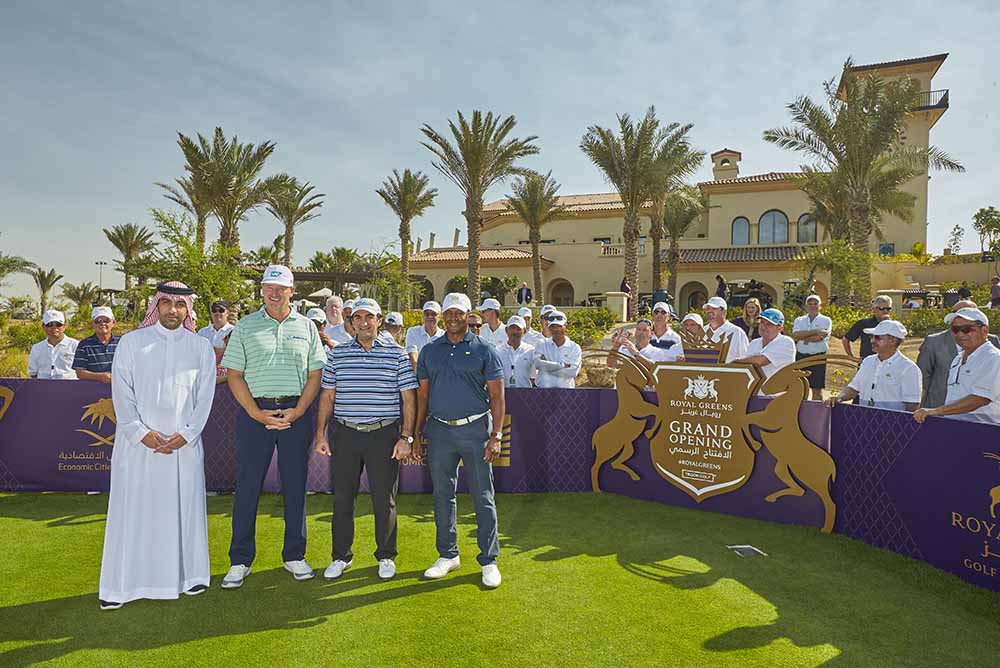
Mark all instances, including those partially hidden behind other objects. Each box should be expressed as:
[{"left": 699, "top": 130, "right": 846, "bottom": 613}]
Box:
[
  {"left": 739, "top": 356, "right": 847, "bottom": 533},
  {"left": 590, "top": 350, "right": 657, "bottom": 492},
  {"left": 0, "top": 386, "right": 13, "bottom": 422},
  {"left": 983, "top": 453, "right": 1000, "bottom": 519}
]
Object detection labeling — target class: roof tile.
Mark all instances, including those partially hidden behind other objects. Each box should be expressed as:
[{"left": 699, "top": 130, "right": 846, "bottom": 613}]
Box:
[{"left": 676, "top": 245, "right": 807, "bottom": 264}]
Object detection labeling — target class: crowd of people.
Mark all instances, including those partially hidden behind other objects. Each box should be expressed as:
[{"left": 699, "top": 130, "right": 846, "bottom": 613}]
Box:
[{"left": 18, "top": 264, "right": 1000, "bottom": 613}]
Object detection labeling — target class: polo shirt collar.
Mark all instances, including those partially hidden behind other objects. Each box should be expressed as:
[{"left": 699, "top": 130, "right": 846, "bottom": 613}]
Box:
[
  {"left": 434, "top": 330, "right": 475, "bottom": 345},
  {"left": 345, "top": 336, "right": 391, "bottom": 349},
  {"left": 259, "top": 307, "right": 303, "bottom": 324}
]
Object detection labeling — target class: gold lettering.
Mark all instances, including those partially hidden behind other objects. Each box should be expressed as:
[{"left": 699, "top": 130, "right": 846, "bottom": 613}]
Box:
[{"left": 952, "top": 512, "right": 965, "bottom": 529}]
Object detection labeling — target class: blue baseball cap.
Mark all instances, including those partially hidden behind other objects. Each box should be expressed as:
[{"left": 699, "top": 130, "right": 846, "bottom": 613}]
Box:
[{"left": 760, "top": 308, "right": 784, "bottom": 326}]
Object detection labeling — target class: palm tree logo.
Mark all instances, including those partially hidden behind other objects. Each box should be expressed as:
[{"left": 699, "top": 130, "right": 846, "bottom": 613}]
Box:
[{"left": 77, "top": 398, "right": 116, "bottom": 447}]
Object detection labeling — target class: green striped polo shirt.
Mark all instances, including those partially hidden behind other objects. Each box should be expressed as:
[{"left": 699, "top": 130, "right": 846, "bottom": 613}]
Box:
[{"left": 221, "top": 307, "right": 327, "bottom": 397}]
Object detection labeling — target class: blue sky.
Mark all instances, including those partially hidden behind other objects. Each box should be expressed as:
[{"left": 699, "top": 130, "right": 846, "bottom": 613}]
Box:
[{"left": 2, "top": 0, "right": 998, "bottom": 300}]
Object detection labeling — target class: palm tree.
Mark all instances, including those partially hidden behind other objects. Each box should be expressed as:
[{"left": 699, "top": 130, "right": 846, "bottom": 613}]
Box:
[
  {"left": 155, "top": 175, "right": 213, "bottom": 251},
  {"left": 581, "top": 107, "right": 670, "bottom": 319},
  {"left": 646, "top": 126, "right": 705, "bottom": 292},
  {"left": 265, "top": 178, "right": 325, "bottom": 267},
  {"left": 0, "top": 250, "right": 36, "bottom": 289},
  {"left": 103, "top": 223, "right": 157, "bottom": 291},
  {"left": 175, "top": 127, "right": 286, "bottom": 251},
  {"left": 421, "top": 110, "right": 539, "bottom": 306},
  {"left": 60, "top": 281, "right": 100, "bottom": 314},
  {"left": 662, "top": 186, "right": 708, "bottom": 300},
  {"left": 247, "top": 236, "right": 285, "bottom": 267},
  {"left": 31, "top": 267, "right": 63, "bottom": 314},
  {"left": 376, "top": 169, "right": 437, "bottom": 309},
  {"left": 763, "top": 58, "right": 964, "bottom": 301},
  {"left": 504, "top": 171, "right": 568, "bottom": 306}
]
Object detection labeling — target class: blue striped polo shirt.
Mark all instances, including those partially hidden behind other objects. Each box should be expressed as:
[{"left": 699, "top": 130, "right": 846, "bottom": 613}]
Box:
[
  {"left": 322, "top": 337, "right": 419, "bottom": 424},
  {"left": 72, "top": 334, "right": 121, "bottom": 373}
]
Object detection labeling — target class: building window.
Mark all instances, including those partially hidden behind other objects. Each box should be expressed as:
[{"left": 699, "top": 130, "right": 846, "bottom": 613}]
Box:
[
  {"left": 593, "top": 237, "right": 611, "bottom": 245},
  {"left": 758, "top": 210, "right": 789, "bottom": 245},
  {"left": 879, "top": 243, "right": 895, "bottom": 257},
  {"left": 731, "top": 217, "right": 750, "bottom": 245},
  {"left": 797, "top": 214, "right": 817, "bottom": 243}
]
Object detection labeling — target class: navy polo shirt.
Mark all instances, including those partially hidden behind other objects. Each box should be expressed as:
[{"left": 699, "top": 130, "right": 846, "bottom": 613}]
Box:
[
  {"left": 72, "top": 334, "right": 121, "bottom": 373},
  {"left": 416, "top": 331, "right": 503, "bottom": 421}
]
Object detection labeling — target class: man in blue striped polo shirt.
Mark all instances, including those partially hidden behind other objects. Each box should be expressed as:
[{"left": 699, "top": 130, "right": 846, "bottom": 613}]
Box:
[
  {"left": 73, "top": 306, "right": 121, "bottom": 384},
  {"left": 313, "top": 298, "right": 417, "bottom": 581}
]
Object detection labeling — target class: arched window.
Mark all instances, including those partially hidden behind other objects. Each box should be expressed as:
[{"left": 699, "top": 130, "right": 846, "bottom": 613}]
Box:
[
  {"left": 731, "top": 217, "right": 750, "bottom": 245},
  {"left": 758, "top": 210, "right": 789, "bottom": 245},
  {"left": 797, "top": 214, "right": 817, "bottom": 243}
]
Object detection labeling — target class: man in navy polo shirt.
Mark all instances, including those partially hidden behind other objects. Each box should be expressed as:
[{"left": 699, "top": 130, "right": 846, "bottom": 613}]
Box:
[
  {"left": 73, "top": 306, "right": 121, "bottom": 384},
  {"left": 414, "top": 292, "right": 505, "bottom": 589}
]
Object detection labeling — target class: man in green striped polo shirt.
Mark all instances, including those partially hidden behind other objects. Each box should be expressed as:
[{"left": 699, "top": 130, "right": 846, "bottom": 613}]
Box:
[{"left": 220, "top": 265, "right": 327, "bottom": 589}]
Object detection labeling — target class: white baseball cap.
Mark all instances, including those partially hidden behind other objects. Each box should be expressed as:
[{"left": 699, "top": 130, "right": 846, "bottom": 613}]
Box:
[
  {"left": 261, "top": 264, "right": 294, "bottom": 287},
  {"left": 91, "top": 306, "right": 114, "bottom": 321},
  {"left": 506, "top": 315, "right": 526, "bottom": 330},
  {"left": 385, "top": 312, "right": 403, "bottom": 327},
  {"left": 704, "top": 296, "right": 728, "bottom": 310},
  {"left": 945, "top": 307, "right": 989, "bottom": 327},
  {"left": 863, "top": 319, "right": 908, "bottom": 339},
  {"left": 42, "top": 309, "right": 65, "bottom": 325},
  {"left": 441, "top": 293, "right": 472, "bottom": 313},
  {"left": 547, "top": 310, "right": 567, "bottom": 326},
  {"left": 682, "top": 313, "right": 704, "bottom": 327},
  {"left": 342, "top": 299, "right": 355, "bottom": 311},
  {"left": 306, "top": 308, "right": 327, "bottom": 323},
  {"left": 652, "top": 301, "right": 670, "bottom": 314},
  {"left": 422, "top": 301, "right": 442, "bottom": 314},
  {"left": 478, "top": 298, "right": 501, "bottom": 312},
  {"left": 518, "top": 307, "right": 532, "bottom": 318},
  {"left": 540, "top": 304, "right": 556, "bottom": 316},
  {"left": 805, "top": 294, "right": 822, "bottom": 304},
  {"left": 352, "top": 298, "right": 382, "bottom": 316}
]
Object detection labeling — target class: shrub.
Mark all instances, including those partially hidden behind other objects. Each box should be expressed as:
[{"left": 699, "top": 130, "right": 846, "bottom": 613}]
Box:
[
  {"left": 6, "top": 322, "right": 44, "bottom": 351},
  {"left": 567, "top": 308, "right": 616, "bottom": 346}
]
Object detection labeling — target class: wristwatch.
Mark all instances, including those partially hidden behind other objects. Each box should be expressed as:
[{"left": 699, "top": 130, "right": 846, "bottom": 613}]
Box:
[
  {"left": 492, "top": 431, "right": 503, "bottom": 441},
  {"left": 401, "top": 435, "right": 414, "bottom": 444}
]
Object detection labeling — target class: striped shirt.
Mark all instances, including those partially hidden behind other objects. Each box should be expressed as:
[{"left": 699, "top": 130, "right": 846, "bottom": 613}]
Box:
[
  {"left": 72, "top": 334, "right": 121, "bottom": 373},
  {"left": 221, "top": 307, "right": 327, "bottom": 397},
  {"left": 322, "top": 338, "right": 418, "bottom": 423}
]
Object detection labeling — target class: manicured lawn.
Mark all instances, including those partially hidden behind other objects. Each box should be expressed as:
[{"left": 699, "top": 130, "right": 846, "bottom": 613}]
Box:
[{"left": 1, "top": 492, "right": 997, "bottom": 667}]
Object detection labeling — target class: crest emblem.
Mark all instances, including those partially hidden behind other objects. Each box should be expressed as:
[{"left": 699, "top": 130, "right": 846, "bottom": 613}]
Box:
[{"left": 683, "top": 374, "right": 718, "bottom": 401}]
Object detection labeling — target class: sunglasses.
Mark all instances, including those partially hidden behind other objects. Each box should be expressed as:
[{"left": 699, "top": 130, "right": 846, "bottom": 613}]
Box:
[
  {"left": 94, "top": 318, "right": 112, "bottom": 325},
  {"left": 951, "top": 325, "right": 981, "bottom": 334},
  {"left": 469, "top": 323, "right": 482, "bottom": 329},
  {"left": 43, "top": 322, "right": 64, "bottom": 327},
  {"left": 211, "top": 307, "right": 227, "bottom": 314},
  {"left": 875, "top": 307, "right": 892, "bottom": 312}
]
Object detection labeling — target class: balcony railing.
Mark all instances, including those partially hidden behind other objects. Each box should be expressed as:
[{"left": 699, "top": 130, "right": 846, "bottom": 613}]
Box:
[
  {"left": 915, "top": 89, "right": 949, "bottom": 109},
  {"left": 600, "top": 243, "right": 647, "bottom": 257}
]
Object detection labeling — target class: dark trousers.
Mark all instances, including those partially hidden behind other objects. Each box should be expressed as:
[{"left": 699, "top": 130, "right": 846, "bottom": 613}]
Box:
[
  {"left": 331, "top": 420, "right": 400, "bottom": 562},
  {"left": 229, "top": 399, "right": 312, "bottom": 566}
]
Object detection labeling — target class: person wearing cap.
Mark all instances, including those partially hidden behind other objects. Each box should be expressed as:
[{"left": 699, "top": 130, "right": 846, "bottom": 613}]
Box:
[
  {"left": 498, "top": 315, "right": 536, "bottom": 388},
  {"left": 306, "top": 308, "right": 336, "bottom": 351},
  {"left": 792, "top": 295, "right": 832, "bottom": 401},
  {"left": 27, "top": 310, "right": 79, "bottom": 380},
  {"left": 914, "top": 308, "right": 1000, "bottom": 425},
  {"left": 533, "top": 310, "right": 582, "bottom": 388},
  {"left": 733, "top": 309, "right": 796, "bottom": 392},
  {"left": 382, "top": 311, "right": 404, "bottom": 346},
  {"left": 477, "top": 298, "right": 508, "bottom": 349},
  {"left": 842, "top": 295, "right": 893, "bottom": 361},
  {"left": 313, "top": 298, "right": 418, "bottom": 581},
  {"left": 220, "top": 265, "right": 327, "bottom": 588},
  {"left": 648, "top": 301, "right": 682, "bottom": 352},
  {"left": 404, "top": 301, "right": 443, "bottom": 369},
  {"left": 323, "top": 296, "right": 353, "bottom": 346},
  {"left": 198, "top": 300, "right": 234, "bottom": 349},
  {"left": 98, "top": 281, "right": 217, "bottom": 610},
  {"left": 828, "top": 320, "right": 921, "bottom": 412},
  {"left": 467, "top": 312, "right": 484, "bottom": 335},
  {"left": 539, "top": 304, "right": 556, "bottom": 338},
  {"left": 916, "top": 300, "right": 1000, "bottom": 409},
  {"left": 609, "top": 319, "right": 679, "bottom": 372},
  {"left": 680, "top": 313, "right": 704, "bottom": 338},
  {"left": 516, "top": 281, "right": 532, "bottom": 305},
  {"left": 703, "top": 297, "right": 749, "bottom": 363},
  {"left": 518, "top": 307, "right": 545, "bottom": 348},
  {"left": 72, "top": 306, "right": 120, "bottom": 384},
  {"left": 414, "top": 293, "right": 505, "bottom": 589}
]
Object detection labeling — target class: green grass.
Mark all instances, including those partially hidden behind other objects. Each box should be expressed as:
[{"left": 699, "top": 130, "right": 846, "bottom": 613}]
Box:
[{"left": 1, "top": 492, "right": 998, "bottom": 667}]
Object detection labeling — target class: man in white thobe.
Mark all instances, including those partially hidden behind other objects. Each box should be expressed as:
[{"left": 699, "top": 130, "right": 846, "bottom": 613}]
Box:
[{"left": 98, "top": 281, "right": 217, "bottom": 610}]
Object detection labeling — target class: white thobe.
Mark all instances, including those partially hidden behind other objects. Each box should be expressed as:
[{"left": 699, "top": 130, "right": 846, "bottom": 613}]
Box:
[{"left": 99, "top": 322, "right": 217, "bottom": 603}]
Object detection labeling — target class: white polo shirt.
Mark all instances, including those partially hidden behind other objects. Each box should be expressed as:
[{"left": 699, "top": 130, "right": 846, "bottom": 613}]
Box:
[
  {"left": 706, "top": 320, "right": 750, "bottom": 362},
  {"left": 620, "top": 342, "right": 682, "bottom": 364},
  {"left": 523, "top": 328, "right": 546, "bottom": 349},
  {"left": 325, "top": 323, "right": 354, "bottom": 346},
  {"left": 533, "top": 337, "right": 582, "bottom": 388},
  {"left": 198, "top": 323, "right": 234, "bottom": 348},
  {"left": 480, "top": 321, "right": 509, "bottom": 349},
  {"left": 847, "top": 350, "right": 922, "bottom": 411},
  {"left": 792, "top": 313, "right": 832, "bottom": 355},
  {"left": 27, "top": 336, "right": 79, "bottom": 380},
  {"left": 649, "top": 328, "right": 683, "bottom": 357},
  {"left": 944, "top": 342, "right": 1000, "bottom": 424},
  {"left": 746, "top": 334, "right": 797, "bottom": 390},
  {"left": 497, "top": 341, "right": 536, "bottom": 388},
  {"left": 404, "top": 325, "right": 443, "bottom": 356}
]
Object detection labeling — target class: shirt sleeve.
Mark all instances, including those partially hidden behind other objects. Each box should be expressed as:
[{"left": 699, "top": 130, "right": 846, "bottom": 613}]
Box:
[
  {"left": 763, "top": 337, "right": 797, "bottom": 369},
  {"left": 844, "top": 319, "right": 864, "bottom": 342},
  {"left": 405, "top": 328, "right": 419, "bottom": 354},
  {"left": 397, "top": 350, "right": 419, "bottom": 391},
  {"left": 416, "top": 344, "right": 430, "bottom": 381},
  {"left": 968, "top": 354, "right": 1000, "bottom": 403},
  {"left": 847, "top": 358, "right": 870, "bottom": 393},
  {"left": 484, "top": 344, "right": 504, "bottom": 382},
  {"left": 321, "top": 348, "right": 337, "bottom": 390},
  {"left": 901, "top": 362, "right": 923, "bottom": 404},
  {"left": 306, "top": 324, "right": 327, "bottom": 372},
  {"left": 178, "top": 339, "right": 219, "bottom": 444},
  {"left": 551, "top": 343, "right": 582, "bottom": 378},
  {"left": 26, "top": 344, "right": 40, "bottom": 377},
  {"left": 110, "top": 336, "right": 151, "bottom": 447},
  {"left": 792, "top": 317, "right": 806, "bottom": 333},
  {"left": 71, "top": 342, "right": 88, "bottom": 371},
  {"left": 220, "top": 323, "right": 247, "bottom": 372}
]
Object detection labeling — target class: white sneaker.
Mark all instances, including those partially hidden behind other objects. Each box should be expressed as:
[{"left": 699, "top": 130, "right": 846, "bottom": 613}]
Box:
[
  {"left": 482, "top": 564, "right": 501, "bottom": 589},
  {"left": 284, "top": 559, "right": 315, "bottom": 580},
  {"left": 221, "top": 564, "right": 251, "bottom": 589},
  {"left": 423, "top": 556, "right": 461, "bottom": 579},
  {"left": 378, "top": 559, "right": 396, "bottom": 580},
  {"left": 324, "top": 559, "right": 352, "bottom": 580}
]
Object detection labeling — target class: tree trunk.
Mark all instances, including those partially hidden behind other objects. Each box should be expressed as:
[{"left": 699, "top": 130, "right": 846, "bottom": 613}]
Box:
[
  {"left": 465, "top": 201, "right": 482, "bottom": 307},
  {"left": 623, "top": 213, "right": 640, "bottom": 320},
  {"left": 848, "top": 199, "right": 872, "bottom": 304},
  {"left": 667, "top": 234, "right": 680, "bottom": 303},
  {"left": 283, "top": 222, "right": 294, "bottom": 267},
  {"left": 649, "top": 205, "right": 664, "bottom": 292},
  {"left": 196, "top": 215, "right": 207, "bottom": 252},
  {"left": 40, "top": 293, "right": 48, "bottom": 315},
  {"left": 529, "top": 225, "right": 543, "bottom": 305},
  {"left": 399, "top": 218, "right": 411, "bottom": 310},
  {"left": 830, "top": 267, "right": 850, "bottom": 303}
]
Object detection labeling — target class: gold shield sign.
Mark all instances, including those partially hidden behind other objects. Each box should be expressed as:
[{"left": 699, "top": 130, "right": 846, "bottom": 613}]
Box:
[{"left": 647, "top": 363, "right": 762, "bottom": 502}]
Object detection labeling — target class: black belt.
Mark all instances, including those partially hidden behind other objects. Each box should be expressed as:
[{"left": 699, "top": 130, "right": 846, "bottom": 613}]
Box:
[{"left": 255, "top": 395, "right": 300, "bottom": 406}]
